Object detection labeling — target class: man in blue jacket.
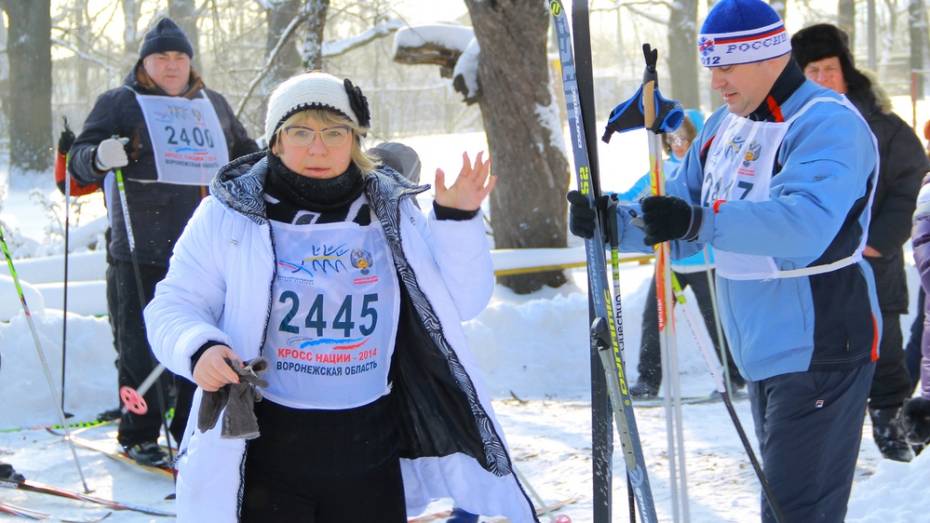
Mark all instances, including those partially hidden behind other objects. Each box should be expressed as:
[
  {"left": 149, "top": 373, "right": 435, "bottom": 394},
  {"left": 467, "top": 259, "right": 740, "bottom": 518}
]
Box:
[{"left": 570, "top": 0, "right": 879, "bottom": 520}]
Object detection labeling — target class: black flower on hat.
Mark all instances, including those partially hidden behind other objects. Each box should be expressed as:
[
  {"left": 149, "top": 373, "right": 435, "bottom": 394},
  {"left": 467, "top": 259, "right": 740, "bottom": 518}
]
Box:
[{"left": 344, "top": 79, "right": 371, "bottom": 129}]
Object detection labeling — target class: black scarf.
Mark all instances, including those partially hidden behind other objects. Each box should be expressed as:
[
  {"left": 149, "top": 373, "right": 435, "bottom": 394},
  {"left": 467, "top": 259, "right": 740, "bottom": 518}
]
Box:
[{"left": 264, "top": 152, "right": 365, "bottom": 213}]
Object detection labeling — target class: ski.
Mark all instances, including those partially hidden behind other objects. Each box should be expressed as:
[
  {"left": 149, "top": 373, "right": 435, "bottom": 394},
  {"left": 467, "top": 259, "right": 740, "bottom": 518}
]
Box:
[
  {"left": 565, "top": 2, "right": 613, "bottom": 521},
  {"left": 0, "top": 418, "right": 114, "bottom": 435},
  {"left": 44, "top": 431, "right": 176, "bottom": 479},
  {"left": 0, "top": 499, "right": 112, "bottom": 522},
  {"left": 0, "top": 477, "right": 174, "bottom": 517},
  {"left": 633, "top": 391, "right": 748, "bottom": 408},
  {"left": 549, "top": 2, "right": 658, "bottom": 523},
  {"left": 407, "top": 497, "right": 579, "bottom": 523}
]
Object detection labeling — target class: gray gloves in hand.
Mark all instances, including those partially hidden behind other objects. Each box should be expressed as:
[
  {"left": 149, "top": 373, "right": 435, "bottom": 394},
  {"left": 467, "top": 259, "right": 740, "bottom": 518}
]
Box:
[
  {"left": 94, "top": 137, "right": 129, "bottom": 171},
  {"left": 198, "top": 357, "right": 269, "bottom": 440}
]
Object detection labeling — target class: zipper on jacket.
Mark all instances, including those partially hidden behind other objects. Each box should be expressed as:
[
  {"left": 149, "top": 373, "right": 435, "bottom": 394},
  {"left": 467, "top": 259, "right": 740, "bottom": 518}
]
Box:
[{"left": 236, "top": 220, "right": 278, "bottom": 522}]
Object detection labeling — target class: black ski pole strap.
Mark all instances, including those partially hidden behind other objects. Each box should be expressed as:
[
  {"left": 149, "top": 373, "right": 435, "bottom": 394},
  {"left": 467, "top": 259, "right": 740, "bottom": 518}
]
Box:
[{"left": 606, "top": 198, "right": 620, "bottom": 249}]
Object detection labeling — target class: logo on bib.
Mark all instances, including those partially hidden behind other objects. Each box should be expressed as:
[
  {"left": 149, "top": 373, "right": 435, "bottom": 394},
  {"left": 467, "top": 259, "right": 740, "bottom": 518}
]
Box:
[
  {"left": 351, "top": 249, "right": 373, "bottom": 274},
  {"left": 736, "top": 142, "right": 762, "bottom": 176},
  {"left": 743, "top": 142, "right": 761, "bottom": 166},
  {"left": 724, "top": 135, "right": 745, "bottom": 160},
  {"left": 351, "top": 248, "right": 380, "bottom": 285},
  {"left": 738, "top": 142, "right": 762, "bottom": 176}
]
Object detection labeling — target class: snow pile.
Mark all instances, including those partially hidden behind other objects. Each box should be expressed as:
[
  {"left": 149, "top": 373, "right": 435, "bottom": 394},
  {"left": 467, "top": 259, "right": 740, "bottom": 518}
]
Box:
[
  {"left": 393, "top": 24, "right": 475, "bottom": 56},
  {"left": 0, "top": 251, "right": 108, "bottom": 320},
  {"left": 847, "top": 450, "right": 930, "bottom": 522},
  {"left": 0, "top": 309, "right": 115, "bottom": 429},
  {"left": 0, "top": 274, "right": 45, "bottom": 320},
  {"left": 453, "top": 38, "right": 481, "bottom": 99},
  {"left": 466, "top": 264, "right": 716, "bottom": 400}
]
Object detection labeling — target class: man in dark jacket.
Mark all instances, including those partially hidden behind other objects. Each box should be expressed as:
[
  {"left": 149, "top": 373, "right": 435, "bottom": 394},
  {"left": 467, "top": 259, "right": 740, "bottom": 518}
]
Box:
[
  {"left": 69, "top": 18, "right": 258, "bottom": 467},
  {"left": 792, "top": 23, "right": 930, "bottom": 462}
]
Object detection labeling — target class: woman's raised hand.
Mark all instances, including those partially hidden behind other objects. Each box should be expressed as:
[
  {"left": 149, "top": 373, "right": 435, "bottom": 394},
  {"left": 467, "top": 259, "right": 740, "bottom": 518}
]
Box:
[{"left": 434, "top": 151, "right": 496, "bottom": 211}]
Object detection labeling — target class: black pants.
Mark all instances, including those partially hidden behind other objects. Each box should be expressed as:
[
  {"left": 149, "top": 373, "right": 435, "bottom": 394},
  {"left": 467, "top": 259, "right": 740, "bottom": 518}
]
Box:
[
  {"left": 749, "top": 363, "right": 874, "bottom": 523},
  {"left": 905, "top": 288, "right": 925, "bottom": 392},
  {"left": 113, "top": 260, "right": 192, "bottom": 447},
  {"left": 637, "top": 269, "right": 744, "bottom": 389},
  {"left": 105, "top": 228, "right": 122, "bottom": 407},
  {"left": 241, "top": 397, "right": 406, "bottom": 523},
  {"left": 868, "top": 312, "right": 912, "bottom": 409}
]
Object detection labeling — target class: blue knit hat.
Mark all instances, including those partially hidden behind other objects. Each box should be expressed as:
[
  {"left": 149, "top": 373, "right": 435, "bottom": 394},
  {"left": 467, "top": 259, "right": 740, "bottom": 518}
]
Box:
[
  {"left": 698, "top": 0, "right": 790, "bottom": 68},
  {"left": 140, "top": 18, "right": 194, "bottom": 60}
]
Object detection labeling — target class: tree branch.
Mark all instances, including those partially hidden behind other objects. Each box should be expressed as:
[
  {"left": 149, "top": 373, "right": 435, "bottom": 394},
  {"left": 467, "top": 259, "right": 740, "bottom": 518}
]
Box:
[
  {"left": 51, "top": 37, "right": 119, "bottom": 73},
  {"left": 235, "top": 5, "right": 312, "bottom": 118},
  {"left": 622, "top": 4, "right": 671, "bottom": 24},
  {"left": 322, "top": 18, "right": 403, "bottom": 58}
]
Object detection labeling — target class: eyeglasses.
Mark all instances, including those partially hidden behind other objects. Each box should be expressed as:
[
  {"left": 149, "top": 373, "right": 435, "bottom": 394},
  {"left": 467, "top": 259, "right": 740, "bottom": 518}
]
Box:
[
  {"left": 282, "top": 125, "right": 351, "bottom": 148},
  {"left": 667, "top": 132, "right": 690, "bottom": 148}
]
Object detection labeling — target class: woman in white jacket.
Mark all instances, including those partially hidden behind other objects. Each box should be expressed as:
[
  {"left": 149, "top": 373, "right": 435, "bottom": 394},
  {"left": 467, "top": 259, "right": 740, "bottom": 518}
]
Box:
[{"left": 144, "top": 72, "right": 538, "bottom": 522}]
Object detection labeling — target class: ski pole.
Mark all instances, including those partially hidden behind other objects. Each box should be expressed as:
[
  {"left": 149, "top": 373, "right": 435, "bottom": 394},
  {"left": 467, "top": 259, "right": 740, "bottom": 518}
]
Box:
[
  {"left": 113, "top": 166, "right": 176, "bottom": 471},
  {"left": 0, "top": 226, "right": 91, "bottom": 493},
  {"left": 61, "top": 136, "right": 71, "bottom": 417},
  {"left": 120, "top": 363, "right": 165, "bottom": 415},
  {"left": 641, "top": 43, "right": 689, "bottom": 523},
  {"left": 606, "top": 201, "right": 636, "bottom": 523},
  {"left": 700, "top": 247, "right": 734, "bottom": 396},
  {"left": 671, "top": 275, "right": 786, "bottom": 523}
]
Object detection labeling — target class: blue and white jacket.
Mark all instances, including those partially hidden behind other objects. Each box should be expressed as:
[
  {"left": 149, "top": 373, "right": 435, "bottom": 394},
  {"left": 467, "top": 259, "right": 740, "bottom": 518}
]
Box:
[{"left": 617, "top": 62, "right": 881, "bottom": 381}]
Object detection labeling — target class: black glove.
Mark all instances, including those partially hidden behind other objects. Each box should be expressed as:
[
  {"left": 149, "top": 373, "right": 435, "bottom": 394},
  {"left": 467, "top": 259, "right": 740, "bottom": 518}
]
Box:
[
  {"left": 641, "top": 195, "right": 702, "bottom": 246},
  {"left": 198, "top": 357, "right": 268, "bottom": 440},
  {"left": 58, "top": 118, "right": 75, "bottom": 155},
  {"left": 901, "top": 397, "right": 930, "bottom": 445},
  {"left": 567, "top": 190, "right": 612, "bottom": 240}
]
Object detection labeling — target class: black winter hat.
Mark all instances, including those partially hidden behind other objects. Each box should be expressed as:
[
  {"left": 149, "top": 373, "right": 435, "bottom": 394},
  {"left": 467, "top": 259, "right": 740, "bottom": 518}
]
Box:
[
  {"left": 791, "top": 23, "right": 854, "bottom": 71},
  {"left": 140, "top": 18, "right": 194, "bottom": 60}
]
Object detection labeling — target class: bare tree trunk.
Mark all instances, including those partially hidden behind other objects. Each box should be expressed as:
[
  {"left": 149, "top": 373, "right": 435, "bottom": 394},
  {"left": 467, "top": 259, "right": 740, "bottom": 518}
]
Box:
[
  {"left": 258, "top": 0, "right": 303, "bottom": 124},
  {"left": 266, "top": 0, "right": 302, "bottom": 82},
  {"left": 71, "top": 0, "right": 89, "bottom": 100},
  {"left": 909, "top": 0, "right": 929, "bottom": 95},
  {"left": 838, "top": 0, "right": 856, "bottom": 49},
  {"left": 0, "top": 7, "right": 8, "bottom": 144},
  {"left": 866, "top": 0, "right": 877, "bottom": 69},
  {"left": 301, "top": 0, "right": 330, "bottom": 70},
  {"left": 2, "top": 0, "right": 52, "bottom": 176},
  {"left": 464, "top": 0, "right": 570, "bottom": 293},
  {"left": 169, "top": 0, "right": 199, "bottom": 64},
  {"left": 668, "top": 0, "right": 699, "bottom": 108},
  {"left": 122, "top": 0, "right": 140, "bottom": 55}
]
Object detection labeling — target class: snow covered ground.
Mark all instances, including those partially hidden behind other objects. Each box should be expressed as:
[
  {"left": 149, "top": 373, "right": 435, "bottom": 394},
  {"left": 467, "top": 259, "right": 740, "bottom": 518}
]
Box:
[{"left": 1, "top": 124, "right": 929, "bottom": 521}]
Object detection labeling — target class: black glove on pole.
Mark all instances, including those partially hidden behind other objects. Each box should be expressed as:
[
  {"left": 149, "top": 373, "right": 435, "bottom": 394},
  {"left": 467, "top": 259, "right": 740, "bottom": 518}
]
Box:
[
  {"left": 568, "top": 190, "right": 612, "bottom": 241},
  {"left": 641, "top": 195, "right": 703, "bottom": 246}
]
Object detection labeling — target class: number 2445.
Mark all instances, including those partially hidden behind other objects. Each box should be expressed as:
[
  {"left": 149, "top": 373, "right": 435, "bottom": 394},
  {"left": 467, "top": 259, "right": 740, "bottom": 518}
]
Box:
[{"left": 278, "top": 292, "right": 378, "bottom": 337}]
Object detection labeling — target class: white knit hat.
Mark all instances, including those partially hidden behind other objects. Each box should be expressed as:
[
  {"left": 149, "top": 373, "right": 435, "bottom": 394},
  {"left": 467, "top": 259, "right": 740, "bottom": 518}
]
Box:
[{"left": 264, "top": 72, "right": 367, "bottom": 143}]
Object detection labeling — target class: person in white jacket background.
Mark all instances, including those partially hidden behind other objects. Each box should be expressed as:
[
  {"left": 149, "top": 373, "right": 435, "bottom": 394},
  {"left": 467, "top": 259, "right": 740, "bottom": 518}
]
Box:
[{"left": 143, "top": 71, "right": 538, "bottom": 522}]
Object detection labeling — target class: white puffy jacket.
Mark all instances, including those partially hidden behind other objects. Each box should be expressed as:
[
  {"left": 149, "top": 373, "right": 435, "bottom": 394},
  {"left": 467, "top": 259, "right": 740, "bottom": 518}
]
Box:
[{"left": 144, "top": 153, "right": 537, "bottom": 522}]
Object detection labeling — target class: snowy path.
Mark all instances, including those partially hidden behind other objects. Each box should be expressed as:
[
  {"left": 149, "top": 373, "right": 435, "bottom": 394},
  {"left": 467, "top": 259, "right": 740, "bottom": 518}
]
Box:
[{"left": 0, "top": 396, "right": 909, "bottom": 522}]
